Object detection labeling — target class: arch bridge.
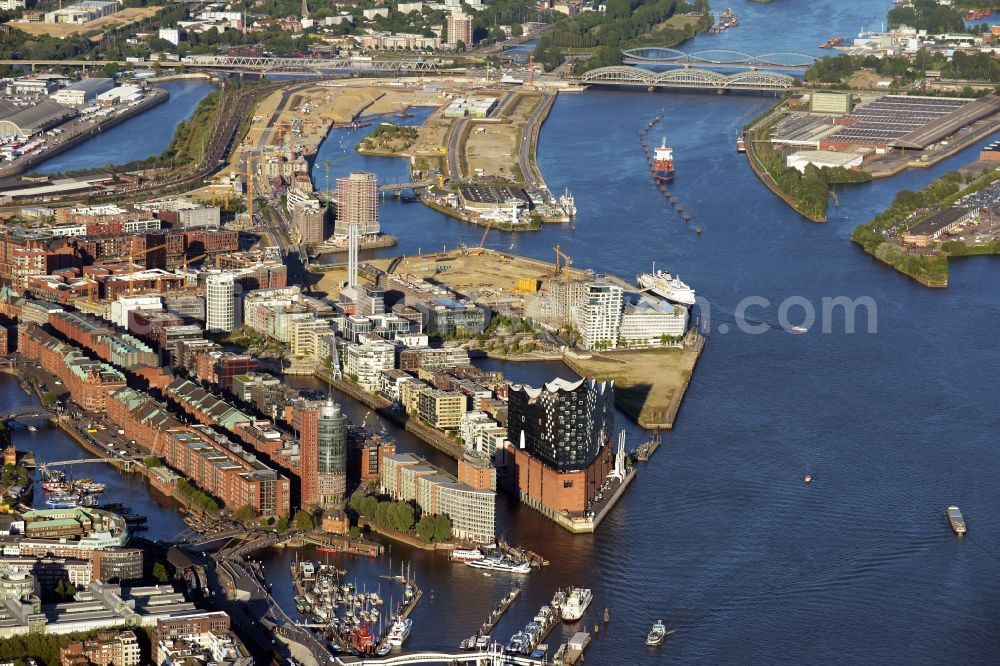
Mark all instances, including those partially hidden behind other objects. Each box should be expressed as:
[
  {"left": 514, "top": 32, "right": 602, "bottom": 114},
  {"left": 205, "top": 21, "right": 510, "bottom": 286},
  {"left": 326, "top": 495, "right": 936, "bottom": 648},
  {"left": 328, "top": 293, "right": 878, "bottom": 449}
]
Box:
[
  {"left": 579, "top": 66, "right": 795, "bottom": 92},
  {"left": 622, "top": 47, "right": 816, "bottom": 71}
]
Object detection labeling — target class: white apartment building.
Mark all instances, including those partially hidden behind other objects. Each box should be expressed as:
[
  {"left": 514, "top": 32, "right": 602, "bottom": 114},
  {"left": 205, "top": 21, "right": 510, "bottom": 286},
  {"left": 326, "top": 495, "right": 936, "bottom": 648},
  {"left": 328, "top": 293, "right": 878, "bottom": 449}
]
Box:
[
  {"left": 458, "top": 412, "right": 507, "bottom": 459},
  {"left": 575, "top": 283, "right": 623, "bottom": 350},
  {"left": 290, "top": 317, "right": 335, "bottom": 359},
  {"left": 205, "top": 272, "right": 236, "bottom": 333},
  {"left": 343, "top": 342, "right": 396, "bottom": 392}
]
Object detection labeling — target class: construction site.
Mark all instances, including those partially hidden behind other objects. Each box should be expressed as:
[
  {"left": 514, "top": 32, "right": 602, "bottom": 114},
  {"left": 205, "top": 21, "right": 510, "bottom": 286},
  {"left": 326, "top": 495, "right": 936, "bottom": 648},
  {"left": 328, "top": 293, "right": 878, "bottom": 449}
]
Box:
[{"left": 314, "top": 245, "right": 703, "bottom": 428}]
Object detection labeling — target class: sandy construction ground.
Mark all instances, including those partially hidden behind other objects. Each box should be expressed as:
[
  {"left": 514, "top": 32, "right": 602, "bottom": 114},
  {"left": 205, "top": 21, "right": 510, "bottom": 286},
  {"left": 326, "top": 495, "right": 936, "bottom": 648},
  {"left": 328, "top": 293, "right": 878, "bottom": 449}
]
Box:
[
  {"left": 16, "top": 6, "right": 162, "bottom": 39},
  {"left": 464, "top": 92, "right": 543, "bottom": 180},
  {"left": 315, "top": 249, "right": 586, "bottom": 299}
]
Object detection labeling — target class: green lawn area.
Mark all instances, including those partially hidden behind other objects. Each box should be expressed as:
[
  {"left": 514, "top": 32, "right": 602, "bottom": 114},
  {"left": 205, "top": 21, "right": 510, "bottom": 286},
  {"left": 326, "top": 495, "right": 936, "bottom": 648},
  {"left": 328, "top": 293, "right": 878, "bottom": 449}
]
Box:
[{"left": 653, "top": 13, "right": 704, "bottom": 33}]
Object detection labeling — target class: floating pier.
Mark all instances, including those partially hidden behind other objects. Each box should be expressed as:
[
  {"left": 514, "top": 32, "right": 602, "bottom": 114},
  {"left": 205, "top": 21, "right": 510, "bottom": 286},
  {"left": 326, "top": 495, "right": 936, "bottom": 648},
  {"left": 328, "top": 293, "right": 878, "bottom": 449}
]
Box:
[
  {"left": 479, "top": 585, "right": 521, "bottom": 636},
  {"left": 635, "top": 431, "right": 661, "bottom": 462}
]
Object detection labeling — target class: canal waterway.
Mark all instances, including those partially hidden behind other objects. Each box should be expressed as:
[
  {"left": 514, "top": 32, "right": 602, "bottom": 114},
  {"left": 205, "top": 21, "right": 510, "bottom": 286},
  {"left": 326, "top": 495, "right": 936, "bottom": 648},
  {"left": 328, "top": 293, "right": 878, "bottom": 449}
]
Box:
[
  {"left": 8, "top": 0, "right": 1000, "bottom": 662},
  {"left": 32, "top": 79, "right": 217, "bottom": 174},
  {"left": 0, "top": 375, "right": 188, "bottom": 539}
]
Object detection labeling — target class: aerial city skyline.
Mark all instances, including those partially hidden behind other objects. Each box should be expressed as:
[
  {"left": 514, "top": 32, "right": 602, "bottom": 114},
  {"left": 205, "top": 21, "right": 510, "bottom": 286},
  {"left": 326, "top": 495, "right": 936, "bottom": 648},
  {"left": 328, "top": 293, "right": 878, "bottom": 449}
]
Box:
[{"left": 0, "top": 0, "right": 998, "bottom": 664}]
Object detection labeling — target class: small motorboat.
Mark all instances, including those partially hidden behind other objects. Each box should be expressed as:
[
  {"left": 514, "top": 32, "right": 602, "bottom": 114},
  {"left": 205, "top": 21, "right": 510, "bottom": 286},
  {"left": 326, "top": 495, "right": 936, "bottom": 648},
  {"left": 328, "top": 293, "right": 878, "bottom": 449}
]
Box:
[
  {"left": 27, "top": 425, "right": 37, "bottom": 432},
  {"left": 789, "top": 325, "right": 808, "bottom": 334},
  {"left": 804, "top": 474, "right": 813, "bottom": 484}
]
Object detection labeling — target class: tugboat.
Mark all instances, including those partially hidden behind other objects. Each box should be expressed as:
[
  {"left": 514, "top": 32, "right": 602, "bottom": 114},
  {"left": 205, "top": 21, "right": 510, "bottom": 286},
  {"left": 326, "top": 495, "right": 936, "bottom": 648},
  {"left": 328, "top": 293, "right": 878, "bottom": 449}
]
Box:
[
  {"left": 652, "top": 138, "right": 674, "bottom": 183},
  {"left": 559, "top": 189, "right": 577, "bottom": 217},
  {"left": 736, "top": 134, "right": 746, "bottom": 153},
  {"left": 646, "top": 620, "right": 668, "bottom": 646}
]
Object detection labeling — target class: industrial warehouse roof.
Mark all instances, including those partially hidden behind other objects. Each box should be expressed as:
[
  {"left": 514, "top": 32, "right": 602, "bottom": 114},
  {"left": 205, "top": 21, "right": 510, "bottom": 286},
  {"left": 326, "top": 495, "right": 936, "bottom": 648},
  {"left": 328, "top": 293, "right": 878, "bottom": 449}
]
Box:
[
  {"left": 0, "top": 100, "right": 20, "bottom": 120},
  {"left": 893, "top": 95, "right": 1000, "bottom": 150},
  {"left": 0, "top": 100, "right": 76, "bottom": 136},
  {"left": 61, "top": 77, "right": 113, "bottom": 93},
  {"left": 457, "top": 185, "right": 530, "bottom": 205},
  {"left": 907, "top": 206, "right": 972, "bottom": 237}
]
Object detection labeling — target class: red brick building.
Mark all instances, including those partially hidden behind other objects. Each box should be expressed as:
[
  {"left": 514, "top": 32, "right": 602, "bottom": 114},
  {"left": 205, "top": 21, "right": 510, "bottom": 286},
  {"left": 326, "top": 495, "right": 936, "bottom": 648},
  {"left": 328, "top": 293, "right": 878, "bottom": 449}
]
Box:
[
  {"left": 19, "top": 325, "right": 127, "bottom": 411},
  {"left": 505, "top": 440, "right": 613, "bottom": 518}
]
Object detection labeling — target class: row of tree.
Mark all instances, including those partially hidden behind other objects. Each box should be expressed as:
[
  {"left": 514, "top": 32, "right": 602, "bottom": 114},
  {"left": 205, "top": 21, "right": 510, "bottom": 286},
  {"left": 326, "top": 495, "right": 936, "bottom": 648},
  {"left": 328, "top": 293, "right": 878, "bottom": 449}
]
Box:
[
  {"left": 176, "top": 477, "right": 220, "bottom": 513},
  {"left": 415, "top": 513, "right": 452, "bottom": 542},
  {"left": 806, "top": 51, "right": 1000, "bottom": 87},
  {"left": 0, "top": 627, "right": 152, "bottom": 666},
  {"left": 350, "top": 494, "right": 453, "bottom": 542}
]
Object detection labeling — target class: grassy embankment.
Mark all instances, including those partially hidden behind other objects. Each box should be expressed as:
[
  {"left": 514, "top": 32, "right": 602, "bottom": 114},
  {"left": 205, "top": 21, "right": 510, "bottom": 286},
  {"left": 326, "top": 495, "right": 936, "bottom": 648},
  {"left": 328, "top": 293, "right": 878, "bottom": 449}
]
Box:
[{"left": 851, "top": 169, "right": 1000, "bottom": 287}]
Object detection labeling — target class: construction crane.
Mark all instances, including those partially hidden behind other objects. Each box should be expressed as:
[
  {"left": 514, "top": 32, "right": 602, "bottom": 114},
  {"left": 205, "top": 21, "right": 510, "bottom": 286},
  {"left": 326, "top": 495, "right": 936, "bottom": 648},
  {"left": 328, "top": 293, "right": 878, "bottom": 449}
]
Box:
[
  {"left": 553, "top": 244, "right": 571, "bottom": 275},
  {"left": 127, "top": 242, "right": 169, "bottom": 295},
  {"left": 182, "top": 253, "right": 208, "bottom": 271},
  {"left": 471, "top": 219, "right": 493, "bottom": 256}
]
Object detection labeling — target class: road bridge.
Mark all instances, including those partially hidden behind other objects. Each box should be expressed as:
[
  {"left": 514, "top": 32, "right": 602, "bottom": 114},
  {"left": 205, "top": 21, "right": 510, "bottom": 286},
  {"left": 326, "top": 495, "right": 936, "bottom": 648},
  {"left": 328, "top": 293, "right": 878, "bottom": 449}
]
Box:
[
  {"left": 378, "top": 182, "right": 425, "bottom": 192},
  {"left": 180, "top": 529, "right": 245, "bottom": 547},
  {"left": 621, "top": 47, "right": 816, "bottom": 71},
  {"left": 579, "top": 66, "right": 794, "bottom": 91}
]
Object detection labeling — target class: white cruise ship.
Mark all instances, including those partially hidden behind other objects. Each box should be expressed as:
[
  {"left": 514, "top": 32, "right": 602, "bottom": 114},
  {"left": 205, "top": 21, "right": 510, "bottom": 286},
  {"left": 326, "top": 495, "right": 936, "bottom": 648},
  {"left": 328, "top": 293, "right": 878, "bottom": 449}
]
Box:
[
  {"left": 637, "top": 268, "right": 695, "bottom": 306},
  {"left": 560, "top": 587, "right": 593, "bottom": 622}
]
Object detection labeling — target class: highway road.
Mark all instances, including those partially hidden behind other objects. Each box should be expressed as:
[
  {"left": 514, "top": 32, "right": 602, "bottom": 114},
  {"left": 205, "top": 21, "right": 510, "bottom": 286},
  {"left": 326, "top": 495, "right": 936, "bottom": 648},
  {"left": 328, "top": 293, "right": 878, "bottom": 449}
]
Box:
[{"left": 517, "top": 93, "right": 553, "bottom": 190}]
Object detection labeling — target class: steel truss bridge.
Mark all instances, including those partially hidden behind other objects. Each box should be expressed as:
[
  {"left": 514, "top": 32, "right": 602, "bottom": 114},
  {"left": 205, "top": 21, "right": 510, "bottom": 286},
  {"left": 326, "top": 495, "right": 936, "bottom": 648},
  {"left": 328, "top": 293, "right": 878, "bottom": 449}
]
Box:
[
  {"left": 0, "top": 58, "right": 442, "bottom": 75},
  {"left": 621, "top": 47, "right": 816, "bottom": 71},
  {"left": 180, "top": 55, "right": 440, "bottom": 74},
  {"left": 580, "top": 66, "right": 794, "bottom": 91}
]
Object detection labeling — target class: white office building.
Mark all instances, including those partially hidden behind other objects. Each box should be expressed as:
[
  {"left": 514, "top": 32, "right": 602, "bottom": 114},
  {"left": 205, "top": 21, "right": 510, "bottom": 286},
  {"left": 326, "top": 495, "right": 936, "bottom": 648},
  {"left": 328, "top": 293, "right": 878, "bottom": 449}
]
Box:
[
  {"left": 618, "top": 292, "right": 689, "bottom": 348},
  {"left": 205, "top": 272, "right": 236, "bottom": 333}
]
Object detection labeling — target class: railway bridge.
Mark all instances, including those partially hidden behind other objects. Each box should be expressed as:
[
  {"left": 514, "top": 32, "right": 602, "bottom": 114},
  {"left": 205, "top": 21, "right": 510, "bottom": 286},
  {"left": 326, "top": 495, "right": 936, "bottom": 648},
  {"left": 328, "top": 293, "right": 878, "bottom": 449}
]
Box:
[
  {"left": 579, "top": 66, "right": 795, "bottom": 92},
  {"left": 0, "top": 57, "right": 442, "bottom": 75}
]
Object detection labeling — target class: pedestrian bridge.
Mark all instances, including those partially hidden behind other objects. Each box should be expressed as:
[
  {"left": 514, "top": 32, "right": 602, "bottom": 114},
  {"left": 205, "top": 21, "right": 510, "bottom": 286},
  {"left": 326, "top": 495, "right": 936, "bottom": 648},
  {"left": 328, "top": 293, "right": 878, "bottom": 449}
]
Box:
[
  {"left": 622, "top": 47, "right": 816, "bottom": 71},
  {"left": 579, "top": 66, "right": 795, "bottom": 91},
  {"left": 0, "top": 405, "right": 54, "bottom": 422},
  {"left": 40, "top": 458, "right": 108, "bottom": 468}
]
